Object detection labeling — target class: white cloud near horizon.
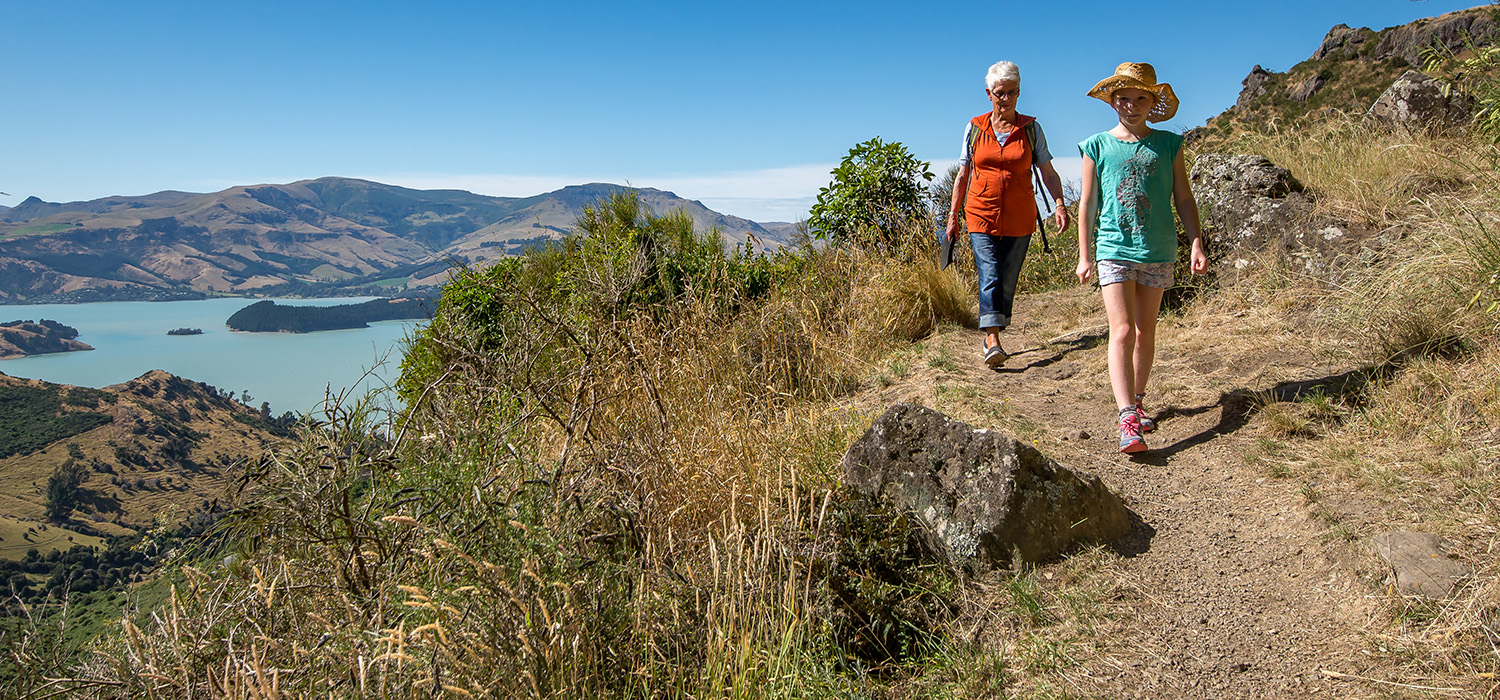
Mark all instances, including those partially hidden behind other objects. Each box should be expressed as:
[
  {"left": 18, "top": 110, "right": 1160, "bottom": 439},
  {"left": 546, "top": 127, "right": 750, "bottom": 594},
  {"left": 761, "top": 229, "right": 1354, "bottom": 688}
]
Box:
[{"left": 359, "top": 156, "right": 1083, "bottom": 224}]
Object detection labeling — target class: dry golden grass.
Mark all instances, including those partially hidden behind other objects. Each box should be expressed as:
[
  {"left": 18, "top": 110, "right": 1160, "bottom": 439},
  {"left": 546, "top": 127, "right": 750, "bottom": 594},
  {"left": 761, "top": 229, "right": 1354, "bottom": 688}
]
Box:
[
  {"left": 1216, "top": 117, "right": 1500, "bottom": 690},
  {"left": 1225, "top": 114, "right": 1480, "bottom": 227}
]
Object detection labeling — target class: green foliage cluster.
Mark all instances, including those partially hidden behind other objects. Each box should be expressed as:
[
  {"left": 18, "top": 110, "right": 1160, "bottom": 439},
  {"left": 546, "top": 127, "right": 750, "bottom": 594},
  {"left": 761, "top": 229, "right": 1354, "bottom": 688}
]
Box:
[
  {"left": 826, "top": 489, "right": 956, "bottom": 667},
  {"left": 0, "top": 384, "right": 113, "bottom": 459},
  {"left": 809, "top": 137, "right": 934, "bottom": 251},
  {"left": 0, "top": 542, "right": 150, "bottom": 606},
  {"left": 226, "top": 296, "right": 433, "bottom": 333},
  {"left": 0, "top": 518, "right": 220, "bottom": 688},
  {"left": 398, "top": 192, "right": 802, "bottom": 404}
]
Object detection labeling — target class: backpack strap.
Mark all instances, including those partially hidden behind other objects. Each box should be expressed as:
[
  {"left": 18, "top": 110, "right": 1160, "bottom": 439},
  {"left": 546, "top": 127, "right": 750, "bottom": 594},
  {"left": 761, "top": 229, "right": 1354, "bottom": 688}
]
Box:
[{"left": 1019, "top": 120, "right": 1053, "bottom": 253}]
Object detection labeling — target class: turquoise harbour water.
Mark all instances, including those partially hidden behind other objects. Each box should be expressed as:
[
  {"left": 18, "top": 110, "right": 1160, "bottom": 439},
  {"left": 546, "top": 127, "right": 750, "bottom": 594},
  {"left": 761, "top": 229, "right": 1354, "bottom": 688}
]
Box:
[{"left": 1, "top": 298, "right": 422, "bottom": 415}]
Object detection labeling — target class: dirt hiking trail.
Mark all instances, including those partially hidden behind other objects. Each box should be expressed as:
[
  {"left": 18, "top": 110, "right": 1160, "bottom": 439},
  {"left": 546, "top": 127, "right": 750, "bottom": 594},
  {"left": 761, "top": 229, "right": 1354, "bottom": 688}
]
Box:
[{"left": 845, "top": 285, "right": 1427, "bottom": 699}]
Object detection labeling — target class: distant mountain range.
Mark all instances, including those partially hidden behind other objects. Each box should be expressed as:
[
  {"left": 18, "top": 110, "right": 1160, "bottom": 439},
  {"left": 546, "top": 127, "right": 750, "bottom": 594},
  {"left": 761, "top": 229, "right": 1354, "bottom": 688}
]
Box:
[{"left": 0, "top": 178, "right": 800, "bottom": 303}]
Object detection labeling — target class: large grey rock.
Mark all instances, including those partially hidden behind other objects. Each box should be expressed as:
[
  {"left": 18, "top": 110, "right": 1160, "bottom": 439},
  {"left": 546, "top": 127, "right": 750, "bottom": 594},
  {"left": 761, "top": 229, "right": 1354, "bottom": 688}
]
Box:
[
  {"left": 1191, "top": 154, "right": 1314, "bottom": 261},
  {"left": 842, "top": 403, "right": 1132, "bottom": 577},
  {"left": 1192, "top": 153, "right": 1408, "bottom": 282},
  {"left": 1370, "top": 531, "right": 1471, "bottom": 599},
  {"left": 1368, "top": 70, "right": 1473, "bottom": 133}
]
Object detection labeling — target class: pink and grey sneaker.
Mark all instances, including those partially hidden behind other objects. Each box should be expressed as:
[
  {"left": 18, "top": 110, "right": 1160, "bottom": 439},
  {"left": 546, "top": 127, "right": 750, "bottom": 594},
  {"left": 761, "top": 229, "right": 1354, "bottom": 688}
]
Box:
[
  {"left": 1134, "top": 394, "right": 1156, "bottom": 433},
  {"left": 1119, "top": 408, "right": 1148, "bottom": 454}
]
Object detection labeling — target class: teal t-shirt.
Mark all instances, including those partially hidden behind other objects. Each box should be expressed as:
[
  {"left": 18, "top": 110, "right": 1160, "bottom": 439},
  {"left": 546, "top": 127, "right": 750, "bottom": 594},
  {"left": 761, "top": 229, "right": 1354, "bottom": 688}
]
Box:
[{"left": 1078, "top": 130, "right": 1183, "bottom": 264}]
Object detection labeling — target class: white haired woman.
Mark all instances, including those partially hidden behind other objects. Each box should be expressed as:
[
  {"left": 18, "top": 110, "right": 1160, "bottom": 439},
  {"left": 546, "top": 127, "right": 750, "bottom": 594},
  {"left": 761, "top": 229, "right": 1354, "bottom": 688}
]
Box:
[{"left": 945, "top": 61, "right": 1070, "bottom": 368}]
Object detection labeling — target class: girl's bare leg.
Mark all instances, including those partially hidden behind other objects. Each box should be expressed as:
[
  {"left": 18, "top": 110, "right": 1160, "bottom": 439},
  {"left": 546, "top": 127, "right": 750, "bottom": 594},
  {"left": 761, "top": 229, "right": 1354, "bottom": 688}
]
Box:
[
  {"left": 1100, "top": 280, "right": 1139, "bottom": 411},
  {"left": 1131, "top": 285, "right": 1167, "bottom": 397}
]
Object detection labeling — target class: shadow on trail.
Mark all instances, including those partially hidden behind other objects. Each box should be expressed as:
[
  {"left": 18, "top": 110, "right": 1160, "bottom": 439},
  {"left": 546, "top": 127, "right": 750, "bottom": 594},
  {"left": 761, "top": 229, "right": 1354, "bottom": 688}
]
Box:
[
  {"left": 1146, "top": 364, "right": 1390, "bottom": 460},
  {"left": 990, "top": 330, "right": 1108, "bottom": 374},
  {"left": 1110, "top": 508, "right": 1157, "bottom": 559}
]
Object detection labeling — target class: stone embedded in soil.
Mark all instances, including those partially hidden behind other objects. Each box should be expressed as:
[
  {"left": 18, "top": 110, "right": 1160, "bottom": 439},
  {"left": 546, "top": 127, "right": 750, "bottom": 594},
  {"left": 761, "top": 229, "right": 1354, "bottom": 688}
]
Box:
[
  {"left": 842, "top": 403, "right": 1133, "bottom": 577},
  {"left": 1369, "top": 530, "right": 1471, "bottom": 599}
]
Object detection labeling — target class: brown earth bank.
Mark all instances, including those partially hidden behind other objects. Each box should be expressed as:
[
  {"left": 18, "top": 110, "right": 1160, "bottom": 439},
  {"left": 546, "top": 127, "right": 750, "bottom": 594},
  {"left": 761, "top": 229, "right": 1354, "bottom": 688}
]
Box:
[{"left": 842, "top": 283, "right": 1492, "bottom": 699}]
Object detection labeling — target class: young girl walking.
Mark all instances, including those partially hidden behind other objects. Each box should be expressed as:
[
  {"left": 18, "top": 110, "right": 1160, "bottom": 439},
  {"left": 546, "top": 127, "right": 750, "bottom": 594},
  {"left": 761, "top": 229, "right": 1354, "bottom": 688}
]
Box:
[{"left": 1076, "top": 62, "right": 1207, "bottom": 453}]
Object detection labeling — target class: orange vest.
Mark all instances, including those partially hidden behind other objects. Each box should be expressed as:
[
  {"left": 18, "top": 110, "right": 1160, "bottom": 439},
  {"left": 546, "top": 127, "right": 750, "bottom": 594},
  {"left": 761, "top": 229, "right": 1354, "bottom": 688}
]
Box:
[{"left": 964, "top": 112, "right": 1038, "bottom": 236}]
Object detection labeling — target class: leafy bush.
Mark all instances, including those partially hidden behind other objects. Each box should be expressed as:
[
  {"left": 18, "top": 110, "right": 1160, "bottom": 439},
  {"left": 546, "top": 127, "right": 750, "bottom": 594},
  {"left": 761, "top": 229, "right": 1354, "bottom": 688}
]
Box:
[
  {"left": 43, "top": 459, "right": 90, "bottom": 521},
  {"left": 809, "top": 138, "right": 935, "bottom": 253}
]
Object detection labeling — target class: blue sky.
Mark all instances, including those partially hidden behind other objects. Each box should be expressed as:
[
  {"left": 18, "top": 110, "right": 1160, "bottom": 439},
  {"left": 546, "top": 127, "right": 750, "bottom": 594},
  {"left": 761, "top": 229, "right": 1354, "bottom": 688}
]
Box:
[{"left": 0, "top": 0, "right": 1486, "bottom": 222}]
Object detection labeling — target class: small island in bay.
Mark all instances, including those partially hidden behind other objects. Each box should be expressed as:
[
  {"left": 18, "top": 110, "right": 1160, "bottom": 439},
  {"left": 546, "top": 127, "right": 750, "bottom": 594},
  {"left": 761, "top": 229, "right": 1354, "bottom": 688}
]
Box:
[
  {"left": 226, "top": 296, "right": 434, "bottom": 333},
  {"left": 166, "top": 328, "right": 204, "bottom": 336},
  {"left": 0, "top": 319, "right": 94, "bottom": 359}
]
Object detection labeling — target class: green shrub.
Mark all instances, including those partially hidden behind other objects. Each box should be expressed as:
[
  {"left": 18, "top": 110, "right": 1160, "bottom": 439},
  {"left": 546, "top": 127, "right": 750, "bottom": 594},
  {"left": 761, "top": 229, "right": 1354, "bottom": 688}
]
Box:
[
  {"left": 825, "top": 489, "right": 956, "bottom": 668},
  {"left": 810, "top": 137, "right": 935, "bottom": 253}
]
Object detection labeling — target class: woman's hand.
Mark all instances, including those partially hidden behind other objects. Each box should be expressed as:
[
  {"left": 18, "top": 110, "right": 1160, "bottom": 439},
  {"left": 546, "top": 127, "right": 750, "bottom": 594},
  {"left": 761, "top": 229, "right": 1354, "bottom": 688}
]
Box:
[{"left": 1052, "top": 205, "right": 1070, "bottom": 233}]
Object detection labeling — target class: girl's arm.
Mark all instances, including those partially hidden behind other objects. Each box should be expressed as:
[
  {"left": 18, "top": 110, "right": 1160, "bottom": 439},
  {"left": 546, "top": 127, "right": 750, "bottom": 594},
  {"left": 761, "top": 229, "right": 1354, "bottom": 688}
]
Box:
[
  {"left": 947, "top": 162, "right": 971, "bottom": 240},
  {"left": 1170, "top": 149, "right": 1208, "bottom": 274},
  {"left": 1076, "top": 154, "right": 1098, "bottom": 283}
]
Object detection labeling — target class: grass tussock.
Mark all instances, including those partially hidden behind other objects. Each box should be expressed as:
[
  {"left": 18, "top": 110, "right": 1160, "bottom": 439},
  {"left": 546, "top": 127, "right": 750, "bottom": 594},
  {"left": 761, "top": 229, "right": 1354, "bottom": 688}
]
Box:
[{"left": 1223, "top": 114, "right": 1478, "bottom": 227}]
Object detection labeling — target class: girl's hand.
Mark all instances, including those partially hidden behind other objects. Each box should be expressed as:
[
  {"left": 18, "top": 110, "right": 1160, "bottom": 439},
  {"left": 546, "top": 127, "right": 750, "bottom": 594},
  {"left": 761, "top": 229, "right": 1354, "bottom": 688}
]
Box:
[
  {"left": 1076, "top": 258, "right": 1093, "bottom": 284},
  {"left": 1189, "top": 238, "right": 1208, "bottom": 274}
]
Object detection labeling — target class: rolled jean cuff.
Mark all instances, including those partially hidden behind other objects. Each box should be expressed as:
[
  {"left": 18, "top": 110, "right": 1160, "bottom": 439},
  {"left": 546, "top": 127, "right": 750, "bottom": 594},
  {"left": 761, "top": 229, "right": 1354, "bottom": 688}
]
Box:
[{"left": 978, "top": 313, "right": 1009, "bottom": 330}]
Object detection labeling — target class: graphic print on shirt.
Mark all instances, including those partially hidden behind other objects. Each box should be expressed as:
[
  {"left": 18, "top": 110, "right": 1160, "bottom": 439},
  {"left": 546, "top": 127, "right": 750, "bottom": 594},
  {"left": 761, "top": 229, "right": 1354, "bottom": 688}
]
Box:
[{"left": 1115, "top": 144, "right": 1158, "bottom": 242}]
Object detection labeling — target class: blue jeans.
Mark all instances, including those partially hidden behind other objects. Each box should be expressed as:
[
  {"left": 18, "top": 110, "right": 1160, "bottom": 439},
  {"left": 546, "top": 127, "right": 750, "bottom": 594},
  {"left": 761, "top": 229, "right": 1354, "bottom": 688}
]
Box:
[{"left": 970, "top": 233, "right": 1030, "bottom": 330}]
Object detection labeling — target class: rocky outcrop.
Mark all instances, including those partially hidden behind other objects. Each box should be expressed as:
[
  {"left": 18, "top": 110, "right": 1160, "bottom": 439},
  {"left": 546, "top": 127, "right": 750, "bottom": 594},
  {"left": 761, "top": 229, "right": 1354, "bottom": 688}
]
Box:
[
  {"left": 1192, "top": 154, "right": 1414, "bottom": 280},
  {"left": 1236, "top": 65, "right": 1273, "bottom": 112},
  {"left": 842, "top": 403, "right": 1132, "bottom": 577},
  {"left": 1312, "top": 23, "right": 1372, "bottom": 60},
  {"left": 1368, "top": 70, "right": 1473, "bottom": 132},
  {"left": 1288, "top": 74, "right": 1327, "bottom": 103},
  {"left": 1374, "top": 8, "right": 1499, "bottom": 67},
  {"left": 1191, "top": 155, "right": 1314, "bottom": 265},
  {"left": 1370, "top": 531, "right": 1471, "bottom": 599}
]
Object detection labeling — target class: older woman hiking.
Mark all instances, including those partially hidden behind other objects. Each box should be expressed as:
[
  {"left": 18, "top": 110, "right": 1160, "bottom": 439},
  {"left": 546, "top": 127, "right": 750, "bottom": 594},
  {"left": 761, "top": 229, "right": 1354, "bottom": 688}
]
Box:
[{"left": 945, "top": 60, "right": 1070, "bottom": 368}]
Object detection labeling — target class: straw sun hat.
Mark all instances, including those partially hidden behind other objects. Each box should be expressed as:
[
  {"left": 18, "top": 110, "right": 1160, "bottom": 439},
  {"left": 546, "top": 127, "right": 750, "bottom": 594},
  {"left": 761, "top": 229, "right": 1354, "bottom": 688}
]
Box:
[{"left": 1087, "top": 62, "right": 1179, "bottom": 122}]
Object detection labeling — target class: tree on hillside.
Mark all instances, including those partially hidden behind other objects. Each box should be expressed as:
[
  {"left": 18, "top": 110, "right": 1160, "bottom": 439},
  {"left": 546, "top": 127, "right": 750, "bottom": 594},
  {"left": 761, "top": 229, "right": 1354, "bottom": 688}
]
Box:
[
  {"left": 43, "top": 458, "right": 90, "bottom": 521},
  {"left": 808, "top": 137, "right": 933, "bottom": 251}
]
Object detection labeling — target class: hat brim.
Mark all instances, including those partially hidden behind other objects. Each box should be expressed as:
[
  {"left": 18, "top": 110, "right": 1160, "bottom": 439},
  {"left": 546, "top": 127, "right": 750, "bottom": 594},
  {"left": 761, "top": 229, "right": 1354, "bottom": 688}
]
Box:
[{"left": 1087, "top": 76, "right": 1179, "bottom": 123}]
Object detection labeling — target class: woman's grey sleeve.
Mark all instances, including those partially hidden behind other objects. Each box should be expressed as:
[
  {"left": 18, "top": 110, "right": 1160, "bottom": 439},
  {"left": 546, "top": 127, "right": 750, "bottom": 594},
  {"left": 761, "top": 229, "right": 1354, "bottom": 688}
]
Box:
[{"left": 1032, "top": 123, "right": 1054, "bottom": 165}]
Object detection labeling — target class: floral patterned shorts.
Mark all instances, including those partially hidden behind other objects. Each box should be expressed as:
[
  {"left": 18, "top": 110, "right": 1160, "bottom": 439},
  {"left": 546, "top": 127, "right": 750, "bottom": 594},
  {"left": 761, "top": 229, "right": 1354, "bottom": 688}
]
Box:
[{"left": 1096, "top": 259, "right": 1175, "bottom": 289}]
